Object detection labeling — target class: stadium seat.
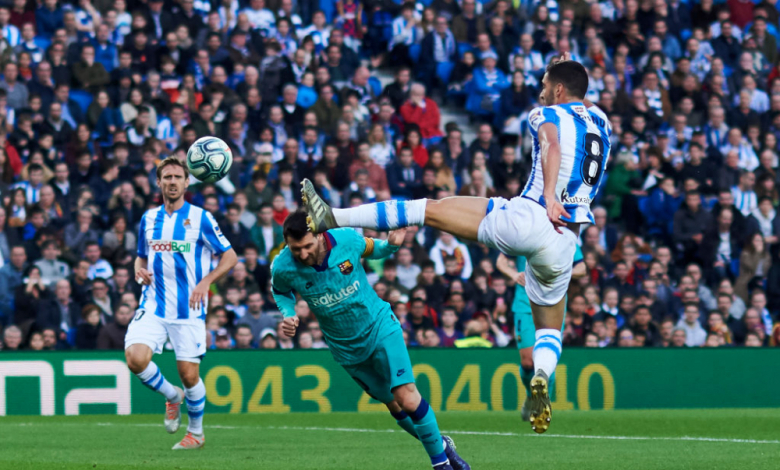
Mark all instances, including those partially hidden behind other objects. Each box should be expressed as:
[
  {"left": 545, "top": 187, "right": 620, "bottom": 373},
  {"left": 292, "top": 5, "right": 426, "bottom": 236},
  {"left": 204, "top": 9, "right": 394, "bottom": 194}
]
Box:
[
  {"left": 409, "top": 44, "right": 421, "bottom": 64},
  {"left": 34, "top": 37, "right": 51, "bottom": 51},
  {"left": 70, "top": 90, "right": 93, "bottom": 114},
  {"left": 368, "top": 76, "right": 382, "bottom": 97}
]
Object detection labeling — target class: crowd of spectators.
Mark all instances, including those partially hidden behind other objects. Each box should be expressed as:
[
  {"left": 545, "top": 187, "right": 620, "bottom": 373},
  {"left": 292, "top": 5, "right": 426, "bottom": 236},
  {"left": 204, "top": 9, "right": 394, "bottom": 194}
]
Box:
[{"left": 1, "top": 0, "right": 780, "bottom": 353}]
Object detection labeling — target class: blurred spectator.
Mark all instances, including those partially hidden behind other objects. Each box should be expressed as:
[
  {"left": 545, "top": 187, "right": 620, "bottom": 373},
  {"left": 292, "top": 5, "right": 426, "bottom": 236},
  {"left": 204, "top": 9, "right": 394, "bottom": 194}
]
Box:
[
  {"left": 454, "top": 319, "right": 492, "bottom": 348},
  {"left": 676, "top": 303, "right": 707, "bottom": 347},
  {"left": 429, "top": 231, "right": 472, "bottom": 280},
  {"left": 215, "top": 328, "right": 233, "bottom": 350},
  {"left": 34, "top": 240, "right": 69, "bottom": 287},
  {"left": 735, "top": 233, "right": 772, "bottom": 301},
  {"left": 235, "top": 325, "right": 256, "bottom": 349},
  {"left": 400, "top": 84, "right": 443, "bottom": 145},
  {"left": 84, "top": 241, "right": 113, "bottom": 280},
  {"left": 0, "top": 245, "right": 26, "bottom": 324},
  {"left": 38, "top": 279, "right": 79, "bottom": 343},
  {"left": 2, "top": 324, "right": 22, "bottom": 350},
  {"left": 97, "top": 304, "right": 133, "bottom": 349},
  {"left": 75, "top": 304, "right": 102, "bottom": 350}
]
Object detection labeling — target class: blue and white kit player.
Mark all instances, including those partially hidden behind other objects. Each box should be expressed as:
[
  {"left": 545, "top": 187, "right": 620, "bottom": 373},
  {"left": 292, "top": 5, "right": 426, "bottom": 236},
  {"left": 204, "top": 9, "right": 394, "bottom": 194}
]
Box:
[
  {"left": 125, "top": 157, "right": 237, "bottom": 450},
  {"left": 302, "top": 56, "right": 611, "bottom": 433}
]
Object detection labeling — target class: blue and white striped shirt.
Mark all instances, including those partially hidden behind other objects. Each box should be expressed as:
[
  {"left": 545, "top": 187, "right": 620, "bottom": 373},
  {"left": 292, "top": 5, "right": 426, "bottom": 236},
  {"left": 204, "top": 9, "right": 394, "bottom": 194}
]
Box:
[
  {"left": 719, "top": 141, "right": 759, "bottom": 171},
  {"left": 137, "top": 203, "right": 232, "bottom": 321},
  {"left": 14, "top": 181, "right": 41, "bottom": 204},
  {"left": 2, "top": 25, "right": 20, "bottom": 47},
  {"left": 526, "top": 103, "right": 612, "bottom": 224},
  {"left": 156, "top": 117, "right": 182, "bottom": 151},
  {"left": 731, "top": 187, "right": 758, "bottom": 216}
]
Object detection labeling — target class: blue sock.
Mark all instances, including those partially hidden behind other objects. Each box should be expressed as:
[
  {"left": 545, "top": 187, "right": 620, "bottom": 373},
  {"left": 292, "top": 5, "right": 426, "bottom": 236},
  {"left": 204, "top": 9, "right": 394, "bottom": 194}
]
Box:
[
  {"left": 410, "top": 399, "right": 447, "bottom": 466},
  {"left": 520, "top": 366, "right": 534, "bottom": 399},
  {"left": 184, "top": 379, "right": 206, "bottom": 435},
  {"left": 136, "top": 362, "right": 179, "bottom": 402},
  {"left": 391, "top": 410, "right": 418, "bottom": 439}
]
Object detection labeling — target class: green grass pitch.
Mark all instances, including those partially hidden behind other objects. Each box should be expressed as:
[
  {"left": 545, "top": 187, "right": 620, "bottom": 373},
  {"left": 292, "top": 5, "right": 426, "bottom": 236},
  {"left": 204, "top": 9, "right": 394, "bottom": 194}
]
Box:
[{"left": 0, "top": 409, "right": 777, "bottom": 470}]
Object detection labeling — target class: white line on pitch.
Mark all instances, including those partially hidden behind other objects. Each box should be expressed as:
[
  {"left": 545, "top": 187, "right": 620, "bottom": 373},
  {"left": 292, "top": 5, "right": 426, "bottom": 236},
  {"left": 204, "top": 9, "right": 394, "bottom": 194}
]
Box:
[{"left": 6, "top": 422, "right": 779, "bottom": 445}]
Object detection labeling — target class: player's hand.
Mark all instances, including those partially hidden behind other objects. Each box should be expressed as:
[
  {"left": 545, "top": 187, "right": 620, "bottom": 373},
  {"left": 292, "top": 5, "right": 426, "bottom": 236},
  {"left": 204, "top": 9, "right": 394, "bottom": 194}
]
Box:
[
  {"left": 514, "top": 272, "right": 526, "bottom": 287},
  {"left": 387, "top": 228, "right": 407, "bottom": 246},
  {"left": 135, "top": 268, "right": 153, "bottom": 286},
  {"left": 189, "top": 280, "right": 209, "bottom": 310},
  {"left": 281, "top": 316, "right": 299, "bottom": 337},
  {"left": 546, "top": 201, "right": 571, "bottom": 234}
]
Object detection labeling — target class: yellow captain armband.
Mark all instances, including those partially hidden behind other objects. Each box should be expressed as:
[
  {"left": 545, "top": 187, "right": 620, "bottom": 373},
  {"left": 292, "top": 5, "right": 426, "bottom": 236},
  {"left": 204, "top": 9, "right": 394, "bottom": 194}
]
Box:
[{"left": 362, "top": 237, "right": 374, "bottom": 257}]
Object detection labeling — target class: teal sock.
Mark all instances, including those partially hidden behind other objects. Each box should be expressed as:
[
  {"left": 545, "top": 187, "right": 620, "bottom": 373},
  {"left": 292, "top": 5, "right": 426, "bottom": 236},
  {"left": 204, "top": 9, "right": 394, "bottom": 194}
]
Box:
[
  {"left": 391, "top": 410, "right": 418, "bottom": 439},
  {"left": 520, "top": 366, "right": 534, "bottom": 399},
  {"left": 410, "top": 399, "right": 447, "bottom": 466}
]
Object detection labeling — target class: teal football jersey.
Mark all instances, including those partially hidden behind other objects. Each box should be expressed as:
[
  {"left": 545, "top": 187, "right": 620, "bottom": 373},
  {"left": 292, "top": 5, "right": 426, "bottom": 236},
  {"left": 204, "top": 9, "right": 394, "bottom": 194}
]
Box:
[{"left": 271, "top": 228, "right": 400, "bottom": 365}]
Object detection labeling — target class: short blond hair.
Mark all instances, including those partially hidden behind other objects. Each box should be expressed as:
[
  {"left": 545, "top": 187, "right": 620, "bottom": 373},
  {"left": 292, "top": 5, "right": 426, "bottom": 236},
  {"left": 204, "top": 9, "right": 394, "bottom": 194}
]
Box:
[{"left": 156, "top": 156, "right": 189, "bottom": 181}]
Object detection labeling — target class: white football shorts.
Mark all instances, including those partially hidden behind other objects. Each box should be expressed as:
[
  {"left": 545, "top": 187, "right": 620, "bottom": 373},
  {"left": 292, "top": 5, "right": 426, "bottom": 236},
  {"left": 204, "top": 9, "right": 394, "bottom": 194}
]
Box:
[
  {"left": 125, "top": 309, "right": 207, "bottom": 363},
  {"left": 478, "top": 196, "right": 578, "bottom": 306}
]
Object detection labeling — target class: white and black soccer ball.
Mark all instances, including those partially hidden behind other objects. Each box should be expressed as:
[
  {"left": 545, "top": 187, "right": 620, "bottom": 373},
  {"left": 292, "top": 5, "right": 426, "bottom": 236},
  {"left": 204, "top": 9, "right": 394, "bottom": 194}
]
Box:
[{"left": 186, "top": 136, "right": 233, "bottom": 184}]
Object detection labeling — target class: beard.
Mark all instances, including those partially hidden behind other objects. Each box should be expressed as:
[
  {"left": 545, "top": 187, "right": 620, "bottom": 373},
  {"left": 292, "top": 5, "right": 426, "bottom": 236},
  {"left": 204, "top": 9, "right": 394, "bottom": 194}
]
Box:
[{"left": 163, "top": 185, "right": 184, "bottom": 204}]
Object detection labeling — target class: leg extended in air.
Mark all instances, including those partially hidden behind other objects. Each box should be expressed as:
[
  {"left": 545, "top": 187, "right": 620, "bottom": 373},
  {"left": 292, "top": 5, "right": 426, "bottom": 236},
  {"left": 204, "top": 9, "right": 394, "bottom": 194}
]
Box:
[{"left": 301, "top": 179, "right": 489, "bottom": 241}]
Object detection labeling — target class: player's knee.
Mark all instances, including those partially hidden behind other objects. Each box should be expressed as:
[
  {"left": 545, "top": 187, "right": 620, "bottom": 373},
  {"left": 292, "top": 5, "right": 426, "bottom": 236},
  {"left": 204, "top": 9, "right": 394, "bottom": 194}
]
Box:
[
  {"left": 392, "top": 384, "right": 421, "bottom": 412},
  {"left": 385, "top": 400, "right": 403, "bottom": 414},
  {"left": 179, "top": 369, "right": 200, "bottom": 388},
  {"left": 124, "top": 349, "right": 149, "bottom": 374},
  {"left": 424, "top": 199, "right": 441, "bottom": 224}
]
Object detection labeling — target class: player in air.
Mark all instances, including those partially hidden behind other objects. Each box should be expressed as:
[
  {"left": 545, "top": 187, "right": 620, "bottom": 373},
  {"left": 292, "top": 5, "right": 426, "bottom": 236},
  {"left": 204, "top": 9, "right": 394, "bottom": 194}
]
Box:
[
  {"left": 301, "top": 57, "right": 610, "bottom": 433},
  {"left": 125, "top": 157, "right": 238, "bottom": 450},
  {"left": 496, "top": 249, "right": 585, "bottom": 422},
  {"left": 271, "top": 211, "right": 470, "bottom": 470}
]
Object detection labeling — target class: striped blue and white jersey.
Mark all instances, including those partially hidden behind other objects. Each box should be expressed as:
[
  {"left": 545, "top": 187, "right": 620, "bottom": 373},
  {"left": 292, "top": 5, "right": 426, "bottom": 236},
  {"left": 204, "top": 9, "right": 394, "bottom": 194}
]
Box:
[
  {"left": 137, "top": 202, "right": 232, "bottom": 321},
  {"left": 524, "top": 103, "right": 612, "bottom": 224}
]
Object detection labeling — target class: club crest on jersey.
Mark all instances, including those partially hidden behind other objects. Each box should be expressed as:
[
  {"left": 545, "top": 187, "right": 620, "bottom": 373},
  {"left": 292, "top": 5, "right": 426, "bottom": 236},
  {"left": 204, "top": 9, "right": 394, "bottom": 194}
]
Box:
[
  {"left": 338, "top": 260, "right": 354, "bottom": 275},
  {"left": 183, "top": 218, "right": 191, "bottom": 228},
  {"left": 528, "top": 109, "right": 543, "bottom": 129}
]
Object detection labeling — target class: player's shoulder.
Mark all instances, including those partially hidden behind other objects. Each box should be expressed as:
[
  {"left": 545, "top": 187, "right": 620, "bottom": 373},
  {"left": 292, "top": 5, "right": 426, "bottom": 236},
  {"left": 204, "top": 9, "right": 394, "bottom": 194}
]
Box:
[
  {"left": 328, "top": 227, "right": 363, "bottom": 244},
  {"left": 140, "top": 206, "right": 163, "bottom": 225},
  {"left": 529, "top": 106, "right": 563, "bottom": 130}
]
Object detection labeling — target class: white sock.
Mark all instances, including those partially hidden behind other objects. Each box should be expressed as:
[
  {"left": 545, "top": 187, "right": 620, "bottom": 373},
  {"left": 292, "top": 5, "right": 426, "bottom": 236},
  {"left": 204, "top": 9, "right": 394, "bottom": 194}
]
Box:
[
  {"left": 185, "top": 379, "right": 206, "bottom": 435},
  {"left": 332, "top": 199, "right": 427, "bottom": 230},
  {"left": 532, "top": 329, "right": 563, "bottom": 378},
  {"left": 136, "top": 362, "right": 180, "bottom": 402}
]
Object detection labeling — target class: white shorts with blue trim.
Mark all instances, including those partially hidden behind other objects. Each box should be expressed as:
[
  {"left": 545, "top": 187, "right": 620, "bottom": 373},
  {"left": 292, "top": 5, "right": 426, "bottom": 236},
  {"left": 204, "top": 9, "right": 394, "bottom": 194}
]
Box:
[
  {"left": 477, "top": 196, "right": 578, "bottom": 306},
  {"left": 124, "top": 309, "right": 207, "bottom": 363}
]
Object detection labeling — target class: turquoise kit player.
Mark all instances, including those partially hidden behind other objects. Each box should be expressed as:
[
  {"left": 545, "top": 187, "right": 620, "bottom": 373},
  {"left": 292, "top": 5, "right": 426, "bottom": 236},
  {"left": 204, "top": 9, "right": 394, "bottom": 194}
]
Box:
[
  {"left": 301, "top": 57, "right": 611, "bottom": 433},
  {"left": 125, "top": 157, "right": 238, "bottom": 450},
  {"left": 271, "top": 211, "right": 470, "bottom": 470},
  {"left": 496, "top": 247, "right": 585, "bottom": 421}
]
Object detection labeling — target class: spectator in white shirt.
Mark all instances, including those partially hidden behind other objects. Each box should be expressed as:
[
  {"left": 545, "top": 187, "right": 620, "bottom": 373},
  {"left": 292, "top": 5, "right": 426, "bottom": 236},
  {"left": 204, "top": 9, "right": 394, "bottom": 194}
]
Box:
[
  {"left": 731, "top": 170, "right": 758, "bottom": 216},
  {"left": 84, "top": 241, "right": 114, "bottom": 280},
  {"left": 720, "top": 128, "right": 759, "bottom": 171},
  {"left": 429, "top": 231, "right": 472, "bottom": 280},
  {"left": 676, "top": 303, "right": 707, "bottom": 347}
]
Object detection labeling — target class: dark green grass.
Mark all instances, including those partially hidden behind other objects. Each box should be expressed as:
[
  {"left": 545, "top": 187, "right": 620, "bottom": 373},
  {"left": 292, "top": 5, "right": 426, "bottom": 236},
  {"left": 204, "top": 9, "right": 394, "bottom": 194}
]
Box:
[{"left": 0, "top": 409, "right": 777, "bottom": 470}]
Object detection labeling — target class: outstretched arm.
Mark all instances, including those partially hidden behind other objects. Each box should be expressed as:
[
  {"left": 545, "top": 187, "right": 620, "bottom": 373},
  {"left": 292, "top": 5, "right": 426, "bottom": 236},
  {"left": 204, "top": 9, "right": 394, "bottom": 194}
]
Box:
[
  {"left": 272, "top": 270, "right": 300, "bottom": 337},
  {"left": 539, "top": 122, "right": 571, "bottom": 233},
  {"left": 362, "top": 229, "right": 405, "bottom": 259}
]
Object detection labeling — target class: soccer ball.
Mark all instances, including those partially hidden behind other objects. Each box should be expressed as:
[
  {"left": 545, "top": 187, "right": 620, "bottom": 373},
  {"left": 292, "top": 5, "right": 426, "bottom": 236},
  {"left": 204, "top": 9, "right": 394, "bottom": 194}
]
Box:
[{"left": 187, "top": 136, "right": 233, "bottom": 184}]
